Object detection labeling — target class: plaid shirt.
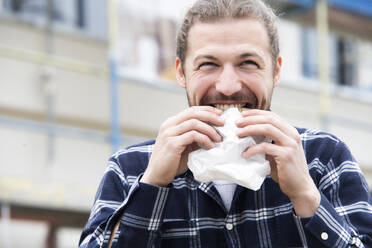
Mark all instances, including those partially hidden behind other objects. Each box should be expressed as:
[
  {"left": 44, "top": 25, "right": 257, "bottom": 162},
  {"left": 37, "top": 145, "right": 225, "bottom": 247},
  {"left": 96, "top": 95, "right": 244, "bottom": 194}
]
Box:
[{"left": 79, "top": 128, "right": 372, "bottom": 248}]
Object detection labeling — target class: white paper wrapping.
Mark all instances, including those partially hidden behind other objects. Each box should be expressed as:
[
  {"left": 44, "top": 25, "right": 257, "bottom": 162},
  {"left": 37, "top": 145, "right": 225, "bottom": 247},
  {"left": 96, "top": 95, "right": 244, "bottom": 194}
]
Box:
[{"left": 188, "top": 108, "right": 270, "bottom": 191}]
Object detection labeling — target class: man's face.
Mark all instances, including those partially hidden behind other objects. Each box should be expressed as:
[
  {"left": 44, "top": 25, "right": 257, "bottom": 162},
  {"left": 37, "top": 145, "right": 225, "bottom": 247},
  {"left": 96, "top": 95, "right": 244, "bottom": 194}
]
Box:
[{"left": 176, "top": 18, "right": 282, "bottom": 111}]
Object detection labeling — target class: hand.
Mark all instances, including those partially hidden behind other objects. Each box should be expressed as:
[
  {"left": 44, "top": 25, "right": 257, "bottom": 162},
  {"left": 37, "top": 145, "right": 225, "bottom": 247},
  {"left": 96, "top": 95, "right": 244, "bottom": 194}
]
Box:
[
  {"left": 141, "top": 106, "right": 224, "bottom": 187},
  {"left": 235, "top": 109, "right": 320, "bottom": 217}
]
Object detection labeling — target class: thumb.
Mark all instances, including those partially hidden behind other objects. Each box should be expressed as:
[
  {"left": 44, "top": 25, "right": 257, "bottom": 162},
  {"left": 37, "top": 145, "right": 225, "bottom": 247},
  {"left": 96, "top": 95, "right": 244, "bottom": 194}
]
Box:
[{"left": 267, "top": 155, "right": 278, "bottom": 182}]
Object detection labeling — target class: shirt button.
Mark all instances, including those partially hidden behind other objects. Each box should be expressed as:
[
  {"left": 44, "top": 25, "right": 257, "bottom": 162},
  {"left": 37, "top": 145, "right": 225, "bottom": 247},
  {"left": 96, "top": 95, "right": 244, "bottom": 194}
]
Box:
[
  {"left": 225, "top": 223, "right": 233, "bottom": 230},
  {"left": 321, "top": 232, "right": 328, "bottom": 240}
]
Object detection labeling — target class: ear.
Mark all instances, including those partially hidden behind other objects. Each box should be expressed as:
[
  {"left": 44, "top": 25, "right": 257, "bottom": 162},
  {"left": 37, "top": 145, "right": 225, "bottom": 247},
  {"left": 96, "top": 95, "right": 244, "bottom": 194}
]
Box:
[
  {"left": 273, "top": 56, "right": 282, "bottom": 87},
  {"left": 175, "top": 57, "right": 186, "bottom": 88}
]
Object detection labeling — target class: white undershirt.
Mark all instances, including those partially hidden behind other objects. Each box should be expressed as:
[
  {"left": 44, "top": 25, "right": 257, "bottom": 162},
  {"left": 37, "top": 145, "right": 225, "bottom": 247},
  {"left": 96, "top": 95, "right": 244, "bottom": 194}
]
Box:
[{"left": 213, "top": 180, "right": 237, "bottom": 211}]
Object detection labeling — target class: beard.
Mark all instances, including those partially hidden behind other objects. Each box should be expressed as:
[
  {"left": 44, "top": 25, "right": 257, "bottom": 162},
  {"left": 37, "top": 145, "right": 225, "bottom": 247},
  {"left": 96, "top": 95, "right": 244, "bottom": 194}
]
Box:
[{"left": 185, "top": 85, "right": 274, "bottom": 111}]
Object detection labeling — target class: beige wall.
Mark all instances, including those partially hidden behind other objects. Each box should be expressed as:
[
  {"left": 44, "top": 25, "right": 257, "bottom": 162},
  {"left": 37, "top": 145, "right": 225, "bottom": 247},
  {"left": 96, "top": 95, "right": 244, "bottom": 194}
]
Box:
[
  {"left": 1, "top": 18, "right": 371, "bottom": 211},
  {"left": 0, "top": 16, "right": 371, "bottom": 248}
]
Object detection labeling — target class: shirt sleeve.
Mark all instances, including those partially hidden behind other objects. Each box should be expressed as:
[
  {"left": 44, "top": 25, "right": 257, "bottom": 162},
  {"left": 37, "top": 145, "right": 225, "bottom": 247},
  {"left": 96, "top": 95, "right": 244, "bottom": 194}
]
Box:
[
  {"left": 294, "top": 141, "right": 372, "bottom": 248},
  {"left": 79, "top": 158, "right": 171, "bottom": 248}
]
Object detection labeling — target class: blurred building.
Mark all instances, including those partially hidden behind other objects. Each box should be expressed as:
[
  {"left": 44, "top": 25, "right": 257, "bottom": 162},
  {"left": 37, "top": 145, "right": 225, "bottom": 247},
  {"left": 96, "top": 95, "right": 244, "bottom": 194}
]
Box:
[{"left": 0, "top": 0, "right": 371, "bottom": 247}]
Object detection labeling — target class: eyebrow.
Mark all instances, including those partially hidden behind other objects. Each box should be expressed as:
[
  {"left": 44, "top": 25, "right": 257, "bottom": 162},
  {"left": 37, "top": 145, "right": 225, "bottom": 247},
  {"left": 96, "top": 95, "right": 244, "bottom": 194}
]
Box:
[
  {"left": 193, "top": 52, "right": 266, "bottom": 66},
  {"left": 239, "top": 52, "right": 266, "bottom": 65},
  {"left": 193, "top": 54, "right": 218, "bottom": 64}
]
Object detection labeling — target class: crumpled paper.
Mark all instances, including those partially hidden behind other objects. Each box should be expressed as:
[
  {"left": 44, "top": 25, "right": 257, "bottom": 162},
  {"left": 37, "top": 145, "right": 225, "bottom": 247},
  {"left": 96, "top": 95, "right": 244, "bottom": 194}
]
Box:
[{"left": 188, "top": 107, "right": 271, "bottom": 191}]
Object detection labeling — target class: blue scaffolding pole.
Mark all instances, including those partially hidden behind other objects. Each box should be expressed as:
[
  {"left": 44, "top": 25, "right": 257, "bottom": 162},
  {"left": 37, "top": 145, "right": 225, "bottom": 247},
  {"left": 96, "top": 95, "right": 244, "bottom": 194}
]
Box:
[
  {"left": 108, "top": 0, "right": 121, "bottom": 153},
  {"left": 109, "top": 56, "right": 121, "bottom": 152}
]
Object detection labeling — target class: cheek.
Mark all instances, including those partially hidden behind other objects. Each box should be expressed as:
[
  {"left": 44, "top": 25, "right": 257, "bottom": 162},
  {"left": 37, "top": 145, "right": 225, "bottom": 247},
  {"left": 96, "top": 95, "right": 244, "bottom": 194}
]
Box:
[
  {"left": 243, "top": 74, "right": 269, "bottom": 98},
  {"left": 187, "top": 74, "right": 216, "bottom": 105}
]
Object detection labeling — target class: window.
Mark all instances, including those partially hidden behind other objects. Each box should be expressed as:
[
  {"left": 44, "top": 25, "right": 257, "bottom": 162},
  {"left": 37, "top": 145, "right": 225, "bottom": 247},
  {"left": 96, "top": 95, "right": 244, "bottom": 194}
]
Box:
[
  {"left": 117, "top": 0, "right": 177, "bottom": 81},
  {"left": 3, "top": 0, "right": 70, "bottom": 25},
  {"left": 302, "top": 28, "right": 364, "bottom": 87},
  {"left": 336, "top": 38, "right": 356, "bottom": 86},
  {"left": 357, "top": 40, "right": 372, "bottom": 90},
  {"left": 1, "top": 0, "right": 107, "bottom": 39},
  {"left": 301, "top": 27, "right": 339, "bottom": 83}
]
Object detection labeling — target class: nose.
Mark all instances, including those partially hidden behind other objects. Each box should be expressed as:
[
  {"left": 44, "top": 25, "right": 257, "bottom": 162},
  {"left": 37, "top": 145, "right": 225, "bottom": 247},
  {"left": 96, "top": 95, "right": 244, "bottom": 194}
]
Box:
[{"left": 215, "top": 64, "right": 242, "bottom": 96}]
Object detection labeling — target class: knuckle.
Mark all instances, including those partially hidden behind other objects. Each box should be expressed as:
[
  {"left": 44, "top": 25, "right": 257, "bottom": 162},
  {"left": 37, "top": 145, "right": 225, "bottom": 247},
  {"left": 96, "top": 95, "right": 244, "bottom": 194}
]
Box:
[
  {"left": 212, "top": 128, "right": 219, "bottom": 137},
  {"left": 262, "top": 124, "right": 272, "bottom": 133},
  {"left": 190, "top": 118, "right": 199, "bottom": 127},
  {"left": 159, "top": 123, "right": 166, "bottom": 132},
  {"left": 283, "top": 148, "right": 292, "bottom": 157},
  {"left": 271, "top": 111, "right": 280, "bottom": 119},
  {"left": 189, "top": 130, "right": 198, "bottom": 139},
  {"left": 266, "top": 115, "right": 274, "bottom": 123},
  {"left": 182, "top": 120, "right": 191, "bottom": 130},
  {"left": 294, "top": 133, "right": 302, "bottom": 144},
  {"left": 261, "top": 142, "right": 269, "bottom": 151},
  {"left": 161, "top": 128, "right": 171, "bottom": 138},
  {"left": 201, "top": 134, "right": 211, "bottom": 145},
  {"left": 288, "top": 139, "right": 296, "bottom": 148},
  {"left": 160, "top": 118, "right": 172, "bottom": 131},
  {"left": 165, "top": 139, "right": 176, "bottom": 150},
  {"left": 196, "top": 133, "right": 205, "bottom": 142},
  {"left": 189, "top": 106, "right": 199, "bottom": 113}
]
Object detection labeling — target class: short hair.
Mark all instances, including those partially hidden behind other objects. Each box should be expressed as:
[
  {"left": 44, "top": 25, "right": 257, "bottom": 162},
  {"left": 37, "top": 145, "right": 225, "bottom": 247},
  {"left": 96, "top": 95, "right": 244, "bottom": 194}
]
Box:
[{"left": 176, "top": 0, "right": 279, "bottom": 69}]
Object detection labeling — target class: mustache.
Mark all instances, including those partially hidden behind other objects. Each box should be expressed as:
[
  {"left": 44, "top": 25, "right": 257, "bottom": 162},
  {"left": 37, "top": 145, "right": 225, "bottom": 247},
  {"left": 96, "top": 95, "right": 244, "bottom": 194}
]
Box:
[{"left": 200, "top": 89, "right": 258, "bottom": 108}]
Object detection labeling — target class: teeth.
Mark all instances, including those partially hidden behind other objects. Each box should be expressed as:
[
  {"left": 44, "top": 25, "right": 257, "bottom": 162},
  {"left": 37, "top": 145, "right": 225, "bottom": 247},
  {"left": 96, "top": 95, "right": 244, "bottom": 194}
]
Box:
[{"left": 215, "top": 104, "right": 244, "bottom": 111}]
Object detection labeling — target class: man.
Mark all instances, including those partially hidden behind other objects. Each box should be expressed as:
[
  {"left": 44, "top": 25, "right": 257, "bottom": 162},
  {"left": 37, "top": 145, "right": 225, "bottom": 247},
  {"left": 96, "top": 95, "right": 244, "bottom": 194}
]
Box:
[{"left": 79, "top": 0, "right": 372, "bottom": 247}]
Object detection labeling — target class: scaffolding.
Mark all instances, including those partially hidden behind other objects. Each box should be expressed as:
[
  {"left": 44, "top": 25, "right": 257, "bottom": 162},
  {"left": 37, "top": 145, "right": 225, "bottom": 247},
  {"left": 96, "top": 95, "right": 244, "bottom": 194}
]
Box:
[{"left": 0, "top": 0, "right": 371, "bottom": 247}]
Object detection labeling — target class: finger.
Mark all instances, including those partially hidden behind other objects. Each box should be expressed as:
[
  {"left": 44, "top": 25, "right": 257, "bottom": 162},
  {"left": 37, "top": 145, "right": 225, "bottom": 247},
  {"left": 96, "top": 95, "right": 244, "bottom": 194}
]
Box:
[
  {"left": 236, "top": 123, "right": 291, "bottom": 146},
  {"left": 170, "top": 106, "right": 224, "bottom": 127},
  {"left": 241, "top": 109, "right": 270, "bottom": 117},
  {"left": 238, "top": 110, "right": 298, "bottom": 138},
  {"left": 242, "top": 142, "right": 282, "bottom": 158},
  {"left": 174, "top": 130, "right": 216, "bottom": 150},
  {"left": 168, "top": 118, "right": 222, "bottom": 142}
]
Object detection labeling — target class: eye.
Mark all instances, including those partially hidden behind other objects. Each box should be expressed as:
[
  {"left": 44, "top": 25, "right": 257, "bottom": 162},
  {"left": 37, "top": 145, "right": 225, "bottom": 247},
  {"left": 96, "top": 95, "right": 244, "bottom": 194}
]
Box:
[
  {"left": 198, "top": 62, "right": 218, "bottom": 70},
  {"left": 240, "top": 60, "right": 259, "bottom": 69}
]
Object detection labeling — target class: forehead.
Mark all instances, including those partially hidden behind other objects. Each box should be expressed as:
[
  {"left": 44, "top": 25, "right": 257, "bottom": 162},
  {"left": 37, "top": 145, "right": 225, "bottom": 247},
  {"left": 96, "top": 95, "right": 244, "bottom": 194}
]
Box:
[{"left": 186, "top": 18, "right": 271, "bottom": 60}]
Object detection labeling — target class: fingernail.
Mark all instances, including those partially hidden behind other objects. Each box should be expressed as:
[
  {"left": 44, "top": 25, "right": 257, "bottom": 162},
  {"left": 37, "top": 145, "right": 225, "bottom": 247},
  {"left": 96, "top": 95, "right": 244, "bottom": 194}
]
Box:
[{"left": 236, "top": 130, "right": 242, "bottom": 137}]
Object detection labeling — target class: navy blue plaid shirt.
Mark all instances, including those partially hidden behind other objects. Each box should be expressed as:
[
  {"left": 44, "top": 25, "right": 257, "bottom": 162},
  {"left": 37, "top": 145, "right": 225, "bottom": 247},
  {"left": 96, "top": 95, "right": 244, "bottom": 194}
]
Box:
[{"left": 79, "top": 128, "right": 372, "bottom": 248}]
